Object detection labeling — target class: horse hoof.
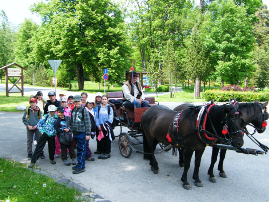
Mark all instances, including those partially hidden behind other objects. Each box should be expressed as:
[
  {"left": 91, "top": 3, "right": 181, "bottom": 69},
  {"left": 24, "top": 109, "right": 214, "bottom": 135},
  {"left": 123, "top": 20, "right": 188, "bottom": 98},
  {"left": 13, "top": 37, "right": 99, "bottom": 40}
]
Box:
[
  {"left": 183, "top": 184, "right": 192, "bottom": 190},
  {"left": 219, "top": 172, "right": 227, "bottom": 178},
  {"left": 151, "top": 166, "right": 159, "bottom": 174},
  {"left": 194, "top": 181, "right": 203, "bottom": 187},
  {"left": 209, "top": 177, "right": 217, "bottom": 183},
  {"left": 179, "top": 162, "right": 184, "bottom": 167}
]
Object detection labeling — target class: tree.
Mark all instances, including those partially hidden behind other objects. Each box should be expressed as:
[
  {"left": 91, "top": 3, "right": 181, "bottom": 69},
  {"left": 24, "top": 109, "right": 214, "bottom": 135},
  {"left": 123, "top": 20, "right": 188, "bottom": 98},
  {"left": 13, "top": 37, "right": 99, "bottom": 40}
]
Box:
[
  {"left": 13, "top": 19, "right": 39, "bottom": 67},
  {"left": 0, "top": 10, "right": 15, "bottom": 81},
  {"left": 208, "top": 0, "right": 256, "bottom": 85},
  {"left": 30, "top": 0, "right": 131, "bottom": 90}
]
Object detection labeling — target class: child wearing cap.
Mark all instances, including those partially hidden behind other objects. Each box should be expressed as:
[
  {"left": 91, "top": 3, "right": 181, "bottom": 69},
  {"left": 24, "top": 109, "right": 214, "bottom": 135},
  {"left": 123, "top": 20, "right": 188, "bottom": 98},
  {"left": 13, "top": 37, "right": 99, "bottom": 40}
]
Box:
[
  {"left": 22, "top": 97, "right": 44, "bottom": 159},
  {"left": 59, "top": 91, "right": 66, "bottom": 99},
  {"left": 68, "top": 95, "right": 75, "bottom": 110},
  {"left": 54, "top": 106, "right": 76, "bottom": 166},
  {"left": 44, "top": 91, "right": 61, "bottom": 114},
  {"left": 71, "top": 95, "right": 91, "bottom": 174},
  {"left": 29, "top": 105, "right": 58, "bottom": 168},
  {"left": 60, "top": 96, "right": 71, "bottom": 118}
]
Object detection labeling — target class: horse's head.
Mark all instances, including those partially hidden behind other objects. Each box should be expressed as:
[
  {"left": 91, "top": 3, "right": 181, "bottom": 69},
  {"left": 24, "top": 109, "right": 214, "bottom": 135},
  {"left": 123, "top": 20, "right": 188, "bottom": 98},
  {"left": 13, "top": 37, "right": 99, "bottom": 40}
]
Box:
[
  {"left": 235, "top": 101, "right": 268, "bottom": 133},
  {"left": 253, "top": 101, "right": 268, "bottom": 133},
  {"left": 223, "top": 104, "right": 244, "bottom": 148}
]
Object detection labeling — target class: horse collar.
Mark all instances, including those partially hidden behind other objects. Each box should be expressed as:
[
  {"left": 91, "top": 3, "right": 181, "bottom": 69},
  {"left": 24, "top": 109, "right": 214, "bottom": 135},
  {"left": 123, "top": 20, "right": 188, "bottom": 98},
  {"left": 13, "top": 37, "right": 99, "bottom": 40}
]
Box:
[{"left": 196, "top": 103, "right": 218, "bottom": 144}]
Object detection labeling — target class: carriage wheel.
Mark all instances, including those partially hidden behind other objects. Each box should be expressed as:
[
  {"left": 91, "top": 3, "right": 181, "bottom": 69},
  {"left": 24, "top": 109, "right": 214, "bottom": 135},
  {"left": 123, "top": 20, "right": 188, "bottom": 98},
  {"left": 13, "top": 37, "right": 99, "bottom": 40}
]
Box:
[{"left": 118, "top": 133, "right": 132, "bottom": 158}]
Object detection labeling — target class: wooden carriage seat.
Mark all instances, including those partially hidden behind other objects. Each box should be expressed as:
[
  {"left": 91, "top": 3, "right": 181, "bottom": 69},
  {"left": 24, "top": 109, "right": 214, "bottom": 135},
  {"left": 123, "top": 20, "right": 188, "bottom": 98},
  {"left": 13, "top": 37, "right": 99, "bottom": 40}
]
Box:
[
  {"left": 107, "top": 91, "right": 123, "bottom": 116},
  {"left": 144, "top": 97, "right": 159, "bottom": 106}
]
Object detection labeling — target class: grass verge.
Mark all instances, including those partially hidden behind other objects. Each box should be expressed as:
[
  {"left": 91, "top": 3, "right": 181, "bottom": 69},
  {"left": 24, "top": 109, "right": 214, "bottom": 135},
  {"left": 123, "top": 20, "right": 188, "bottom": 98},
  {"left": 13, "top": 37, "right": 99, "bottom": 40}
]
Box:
[{"left": 0, "top": 158, "right": 81, "bottom": 202}]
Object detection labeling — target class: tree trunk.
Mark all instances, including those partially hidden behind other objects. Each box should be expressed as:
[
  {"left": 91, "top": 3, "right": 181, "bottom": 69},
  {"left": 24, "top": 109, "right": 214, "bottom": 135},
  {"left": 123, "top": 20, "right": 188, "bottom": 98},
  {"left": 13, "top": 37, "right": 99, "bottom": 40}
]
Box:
[
  {"left": 245, "top": 77, "right": 248, "bottom": 88},
  {"left": 203, "top": 81, "right": 205, "bottom": 92},
  {"left": 76, "top": 63, "right": 84, "bottom": 90},
  {"left": 194, "top": 77, "right": 200, "bottom": 99},
  {"left": 141, "top": 44, "right": 146, "bottom": 71}
]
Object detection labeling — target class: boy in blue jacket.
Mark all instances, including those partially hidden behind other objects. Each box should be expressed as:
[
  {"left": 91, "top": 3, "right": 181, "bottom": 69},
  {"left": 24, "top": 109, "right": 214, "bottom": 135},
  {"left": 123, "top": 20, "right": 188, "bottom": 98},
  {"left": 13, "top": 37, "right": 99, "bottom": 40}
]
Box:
[{"left": 29, "top": 105, "right": 58, "bottom": 168}]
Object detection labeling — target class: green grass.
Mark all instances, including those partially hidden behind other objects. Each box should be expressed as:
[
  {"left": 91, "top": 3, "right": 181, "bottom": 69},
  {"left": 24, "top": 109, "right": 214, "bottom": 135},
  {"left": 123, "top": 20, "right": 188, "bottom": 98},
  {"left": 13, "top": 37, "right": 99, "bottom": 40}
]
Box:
[
  {"left": 0, "top": 158, "right": 82, "bottom": 202},
  {"left": 0, "top": 93, "right": 30, "bottom": 112}
]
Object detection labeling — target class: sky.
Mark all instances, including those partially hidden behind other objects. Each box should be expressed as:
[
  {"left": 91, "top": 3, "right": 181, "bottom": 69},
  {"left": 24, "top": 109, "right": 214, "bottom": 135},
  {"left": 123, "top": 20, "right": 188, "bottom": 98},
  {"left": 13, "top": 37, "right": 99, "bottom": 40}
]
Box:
[{"left": 1, "top": 0, "right": 269, "bottom": 27}]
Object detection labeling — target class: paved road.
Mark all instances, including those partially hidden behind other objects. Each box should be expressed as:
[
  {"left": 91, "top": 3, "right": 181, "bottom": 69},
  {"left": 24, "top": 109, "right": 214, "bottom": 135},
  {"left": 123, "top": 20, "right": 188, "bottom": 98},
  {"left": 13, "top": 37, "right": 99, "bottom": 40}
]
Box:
[{"left": 1, "top": 109, "right": 269, "bottom": 201}]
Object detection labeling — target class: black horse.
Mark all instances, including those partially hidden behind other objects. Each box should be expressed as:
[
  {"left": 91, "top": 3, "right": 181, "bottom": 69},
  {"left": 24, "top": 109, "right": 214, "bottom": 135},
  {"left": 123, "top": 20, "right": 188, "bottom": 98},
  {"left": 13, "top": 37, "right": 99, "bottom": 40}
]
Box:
[
  {"left": 174, "top": 101, "right": 268, "bottom": 183},
  {"left": 141, "top": 104, "right": 244, "bottom": 189},
  {"left": 207, "top": 101, "right": 268, "bottom": 182}
]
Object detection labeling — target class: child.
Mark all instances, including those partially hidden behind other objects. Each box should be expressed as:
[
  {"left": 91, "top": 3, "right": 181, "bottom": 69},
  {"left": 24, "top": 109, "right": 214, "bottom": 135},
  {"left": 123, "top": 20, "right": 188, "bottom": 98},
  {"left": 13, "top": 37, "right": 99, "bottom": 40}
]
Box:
[
  {"left": 71, "top": 95, "right": 91, "bottom": 174},
  {"left": 81, "top": 92, "right": 88, "bottom": 107},
  {"left": 22, "top": 97, "right": 44, "bottom": 159},
  {"left": 85, "top": 99, "right": 96, "bottom": 161},
  {"left": 36, "top": 91, "right": 46, "bottom": 114},
  {"left": 28, "top": 105, "right": 58, "bottom": 168},
  {"left": 93, "top": 92, "right": 102, "bottom": 114},
  {"left": 59, "top": 91, "right": 66, "bottom": 99},
  {"left": 54, "top": 106, "right": 76, "bottom": 166},
  {"left": 68, "top": 95, "right": 75, "bottom": 110},
  {"left": 95, "top": 95, "right": 114, "bottom": 159},
  {"left": 93, "top": 92, "right": 103, "bottom": 154},
  {"left": 60, "top": 96, "right": 71, "bottom": 117}
]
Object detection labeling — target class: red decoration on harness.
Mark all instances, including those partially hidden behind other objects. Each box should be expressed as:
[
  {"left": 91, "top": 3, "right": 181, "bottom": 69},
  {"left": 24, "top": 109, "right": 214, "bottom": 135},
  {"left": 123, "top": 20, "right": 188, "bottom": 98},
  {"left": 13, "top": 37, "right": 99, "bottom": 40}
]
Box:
[
  {"left": 262, "top": 121, "right": 267, "bottom": 128},
  {"left": 222, "top": 125, "right": 228, "bottom": 135},
  {"left": 166, "top": 134, "right": 172, "bottom": 142}
]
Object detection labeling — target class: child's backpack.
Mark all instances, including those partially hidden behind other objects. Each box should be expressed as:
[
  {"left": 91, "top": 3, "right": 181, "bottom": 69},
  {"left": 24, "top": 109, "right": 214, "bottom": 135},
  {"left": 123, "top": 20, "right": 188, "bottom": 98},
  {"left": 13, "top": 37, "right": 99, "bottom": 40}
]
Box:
[{"left": 27, "top": 108, "right": 41, "bottom": 120}]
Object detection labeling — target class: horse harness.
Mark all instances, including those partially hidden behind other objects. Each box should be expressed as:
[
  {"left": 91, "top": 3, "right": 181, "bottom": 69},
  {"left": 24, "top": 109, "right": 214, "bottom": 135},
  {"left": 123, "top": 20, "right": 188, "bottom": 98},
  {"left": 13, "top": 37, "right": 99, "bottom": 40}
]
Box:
[{"left": 167, "top": 102, "right": 242, "bottom": 147}]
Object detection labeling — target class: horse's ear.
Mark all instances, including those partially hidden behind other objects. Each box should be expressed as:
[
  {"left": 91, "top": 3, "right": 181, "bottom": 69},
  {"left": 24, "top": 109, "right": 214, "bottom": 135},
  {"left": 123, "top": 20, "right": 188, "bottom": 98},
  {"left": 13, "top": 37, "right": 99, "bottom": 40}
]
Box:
[
  {"left": 254, "top": 100, "right": 259, "bottom": 103},
  {"left": 262, "top": 101, "right": 268, "bottom": 108},
  {"left": 224, "top": 104, "right": 232, "bottom": 113},
  {"left": 233, "top": 102, "right": 240, "bottom": 109}
]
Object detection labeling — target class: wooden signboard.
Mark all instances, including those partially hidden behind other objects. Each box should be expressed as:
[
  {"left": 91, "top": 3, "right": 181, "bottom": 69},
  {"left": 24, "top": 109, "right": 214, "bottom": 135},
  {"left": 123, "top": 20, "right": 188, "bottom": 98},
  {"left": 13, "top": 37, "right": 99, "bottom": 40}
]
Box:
[{"left": 0, "top": 63, "right": 27, "bottom": 97}]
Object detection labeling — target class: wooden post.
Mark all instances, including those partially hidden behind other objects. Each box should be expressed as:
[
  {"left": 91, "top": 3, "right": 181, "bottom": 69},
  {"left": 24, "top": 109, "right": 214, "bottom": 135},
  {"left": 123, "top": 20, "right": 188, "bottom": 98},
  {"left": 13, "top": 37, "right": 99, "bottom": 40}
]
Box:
[
  {"left": 21, "top": 67, "right": 24, "bottom": 96},
  {"left": 5, "top": 68, "right": 8, "bottom": 97}
]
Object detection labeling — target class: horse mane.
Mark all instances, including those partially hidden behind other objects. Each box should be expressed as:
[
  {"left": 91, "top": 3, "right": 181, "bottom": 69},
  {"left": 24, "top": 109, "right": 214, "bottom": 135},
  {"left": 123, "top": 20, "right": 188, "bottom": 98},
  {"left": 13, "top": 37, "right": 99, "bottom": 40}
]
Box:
[
  {"left": 238, "top": 102, "right": 260, "bottom": 115},
  {"left": 181, "top": 105, "right": 202, "bottom": 119}
]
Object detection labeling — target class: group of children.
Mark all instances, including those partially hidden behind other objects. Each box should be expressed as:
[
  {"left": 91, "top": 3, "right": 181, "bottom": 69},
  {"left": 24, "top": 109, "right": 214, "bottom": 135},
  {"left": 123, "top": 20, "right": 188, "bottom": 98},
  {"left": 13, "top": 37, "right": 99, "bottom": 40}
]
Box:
[{"left": 22, "top": 91, "right": 114, "bottom": 174}]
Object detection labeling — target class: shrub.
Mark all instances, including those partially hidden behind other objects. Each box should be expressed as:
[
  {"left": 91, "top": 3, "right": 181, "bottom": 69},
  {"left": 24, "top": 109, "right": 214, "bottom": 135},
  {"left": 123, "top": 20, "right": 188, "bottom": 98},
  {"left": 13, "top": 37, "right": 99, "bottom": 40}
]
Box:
[
  {"left": 24, "top": 64, "right": 52, "bottom": 86},
  {"left": 157, "top": 85, "right": 169, "bottom": 92},
  {"left": 203, "top": 90, "right": 269, "bottom": 102}
]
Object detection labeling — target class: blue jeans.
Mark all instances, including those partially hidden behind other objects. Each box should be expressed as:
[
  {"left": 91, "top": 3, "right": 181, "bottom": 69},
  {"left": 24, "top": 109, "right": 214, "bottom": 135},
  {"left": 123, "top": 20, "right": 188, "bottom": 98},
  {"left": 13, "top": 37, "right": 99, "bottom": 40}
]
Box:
[
  {"left": 73, "top": 132, "right": 87, "bottom": 169},
  {"left": 124, "top": 100, "right": 150, "bottom": 109}
]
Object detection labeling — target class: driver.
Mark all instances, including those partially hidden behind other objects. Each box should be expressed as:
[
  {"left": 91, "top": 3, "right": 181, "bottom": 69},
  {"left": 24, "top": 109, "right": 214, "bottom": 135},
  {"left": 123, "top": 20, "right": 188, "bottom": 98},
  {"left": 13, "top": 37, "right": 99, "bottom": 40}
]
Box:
[{"left": 122, "top": 71, "right": 149, "bottom": 108}]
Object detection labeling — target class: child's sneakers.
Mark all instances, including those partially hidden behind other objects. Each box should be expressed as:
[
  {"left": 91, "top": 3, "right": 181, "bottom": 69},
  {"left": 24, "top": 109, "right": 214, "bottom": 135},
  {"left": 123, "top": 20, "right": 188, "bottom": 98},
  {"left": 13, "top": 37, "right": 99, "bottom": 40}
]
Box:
[
  {"left": 54, "top": 154, "right": 60, "bottom": 158},
  {"left": 72, "top": 158, "right": 76, "bottom": 165},
  {"left": 27, "top": 153, "right": 32, "bottom": 160},
  {"left": 50, "top": 160, "right": 56, "bottom": 165},
  {"left": 63, "top": 160, "right": 71, "bottom": 166},
  {"left": 28, "top": 163, "right": 35, "bottom": 168}
]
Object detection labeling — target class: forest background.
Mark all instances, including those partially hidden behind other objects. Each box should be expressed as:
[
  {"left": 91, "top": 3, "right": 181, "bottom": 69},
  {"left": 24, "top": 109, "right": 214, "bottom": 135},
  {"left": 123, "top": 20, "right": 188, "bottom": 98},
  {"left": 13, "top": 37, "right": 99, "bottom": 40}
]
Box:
[{"left": 0, "top": 0, "right": 269, "bottom": 99}]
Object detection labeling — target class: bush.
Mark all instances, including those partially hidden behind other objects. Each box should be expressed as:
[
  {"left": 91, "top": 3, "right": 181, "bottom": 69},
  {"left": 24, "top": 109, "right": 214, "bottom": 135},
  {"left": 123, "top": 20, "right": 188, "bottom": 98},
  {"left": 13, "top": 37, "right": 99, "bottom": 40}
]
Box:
[
  {"left": 222, "top": 85, "right": 257, "bottom": 92},
  {"left": 203, "top": 90, "right": 269, "bottom": 102},
  {"left": 157, "top": 85, "right": 169, "bottom": 92},
  {"left": 24, "top": 64, "right": 52, "bottom": 86}
]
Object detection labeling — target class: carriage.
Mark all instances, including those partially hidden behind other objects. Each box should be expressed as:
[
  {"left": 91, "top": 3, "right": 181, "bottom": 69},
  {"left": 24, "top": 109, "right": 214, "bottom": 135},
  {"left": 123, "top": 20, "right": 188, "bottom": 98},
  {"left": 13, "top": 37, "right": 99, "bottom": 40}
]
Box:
[{"left": 107, "top": 91, "right": 159, "bottom": 158}]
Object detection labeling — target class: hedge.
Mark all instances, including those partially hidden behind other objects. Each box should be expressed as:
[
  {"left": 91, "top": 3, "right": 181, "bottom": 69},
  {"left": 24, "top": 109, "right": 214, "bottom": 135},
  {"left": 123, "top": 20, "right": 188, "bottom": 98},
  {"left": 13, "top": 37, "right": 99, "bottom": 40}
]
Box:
[{"left": 203, "top": 90, "right": 269, "bottom": 102}]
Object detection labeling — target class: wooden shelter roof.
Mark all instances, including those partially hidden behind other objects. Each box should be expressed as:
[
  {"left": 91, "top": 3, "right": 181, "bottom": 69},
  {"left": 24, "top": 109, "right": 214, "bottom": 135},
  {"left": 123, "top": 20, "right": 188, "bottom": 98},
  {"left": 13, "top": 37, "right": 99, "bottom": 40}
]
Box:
[{"left": 0, "top": 63, "right": 27, "bottom": 71}]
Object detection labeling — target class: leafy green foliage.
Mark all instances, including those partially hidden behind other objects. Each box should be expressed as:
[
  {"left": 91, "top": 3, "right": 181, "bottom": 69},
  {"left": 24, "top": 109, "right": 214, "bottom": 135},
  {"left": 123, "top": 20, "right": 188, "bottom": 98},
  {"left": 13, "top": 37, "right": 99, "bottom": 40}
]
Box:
[
  {"left": 30, "top": 0, "right": 131, "bottom": 90},
  {"left": 24, "top": 64, "right": 53, "bottom": 86},
  {"left": 203, "top": 90, "right": 269, "bottom": 102}
]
